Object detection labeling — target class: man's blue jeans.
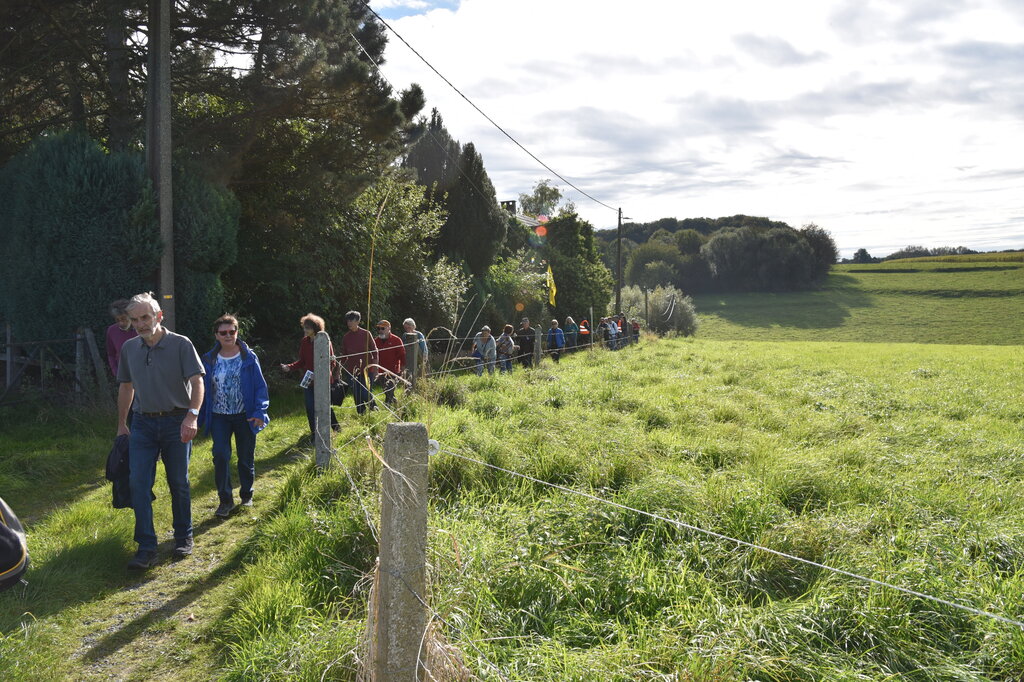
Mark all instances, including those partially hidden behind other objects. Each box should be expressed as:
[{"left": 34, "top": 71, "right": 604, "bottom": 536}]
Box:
[
  {"left": 210, "top": 412, "right": 256, "bottom": 504},
  {"left": 350, "top": 372, "right": 372, "bottom": 414},
  {"left": 129, "top": 413, "right": 192, "bottom": 552}
]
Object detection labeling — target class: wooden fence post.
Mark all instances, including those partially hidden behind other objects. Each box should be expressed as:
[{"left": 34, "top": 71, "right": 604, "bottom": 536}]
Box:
[
  {"left": 375, "top": 421, "right": 430, "bottom": 681},
  {"left": 39, "top": 346, "right": 47, "bottom": 392},
  {"left": 75, "top": 330, "right": 84, "bottom": 396},
  {"left": 5, "top": 322, "right": 13, "bottom": 390},
  {"left": 314, "top": 331, "right": 333, "bottom": 468},
  {"left": 82, "top": 328, "right": 114, "bottom": 408}
]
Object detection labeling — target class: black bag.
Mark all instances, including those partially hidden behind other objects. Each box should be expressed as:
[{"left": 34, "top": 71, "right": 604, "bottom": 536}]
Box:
[
  {"left": 330, "top": 379, "right": 349, "bottom": 406},
  {"left": 0, "top": 496, "right": 29, "bottom": 592},
  {"left": 105, "top": 434, "right": 155, "bottom": 509}
]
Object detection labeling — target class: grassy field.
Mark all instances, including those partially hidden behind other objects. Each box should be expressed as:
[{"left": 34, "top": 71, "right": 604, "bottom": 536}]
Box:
[
  {"left": 3, "top": 334, "right": 1023, "bottom": 680},
  {"left": 695, "top": 260, "right": 1024, "bottom": 344},
  {"left": 888, "top": 252, "right": 1024, "bottom": 263}
]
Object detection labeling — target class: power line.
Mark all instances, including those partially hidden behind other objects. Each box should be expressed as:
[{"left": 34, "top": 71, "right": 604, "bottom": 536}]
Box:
[
  {"left": 348, "top": 30, "right": 494, "bottom": 205},
  {"left": 360, "top": 0, "right": 619, "bottom": 213}
]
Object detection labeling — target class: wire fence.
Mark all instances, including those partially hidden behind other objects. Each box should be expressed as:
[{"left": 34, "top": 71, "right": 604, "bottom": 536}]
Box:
[{"left": 317, "top": 332, "right": 1024, "bottom": 682}]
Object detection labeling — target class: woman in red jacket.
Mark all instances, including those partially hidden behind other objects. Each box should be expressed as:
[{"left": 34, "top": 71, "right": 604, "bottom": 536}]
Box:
[{"left": 280, "top": 313, "right": 339, "bottom": 434}]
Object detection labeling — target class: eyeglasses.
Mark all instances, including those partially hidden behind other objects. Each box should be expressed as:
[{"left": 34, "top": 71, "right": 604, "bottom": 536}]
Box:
[{"left": 216, "top": 329, "right": 237, "bottom": 336}]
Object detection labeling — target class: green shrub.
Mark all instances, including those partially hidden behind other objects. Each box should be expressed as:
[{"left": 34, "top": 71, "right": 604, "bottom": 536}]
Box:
[{"left": 0, "top": 132, "right": 238, "bottom": 345}]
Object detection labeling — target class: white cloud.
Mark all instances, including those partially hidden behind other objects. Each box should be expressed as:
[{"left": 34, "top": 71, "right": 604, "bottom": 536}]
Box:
[{"left": 377, "top": 0, "right": 1024, "bottom": 256}]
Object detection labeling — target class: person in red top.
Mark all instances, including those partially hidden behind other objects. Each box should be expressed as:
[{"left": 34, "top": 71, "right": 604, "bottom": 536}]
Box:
[
  {"left": 280, "top": 313, "right": 339, "bottom": 434},
  {"left": 373, "top": 320, "right": 406, "bottom": 406},
  {"left": 105, "top": 298, "right": 138, "bottom": 377},
  {"left": 340, "top": 311, "right": 379, "bottom": 414}
]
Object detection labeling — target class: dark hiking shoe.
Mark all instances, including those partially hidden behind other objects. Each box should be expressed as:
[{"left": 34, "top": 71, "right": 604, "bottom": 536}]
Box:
[
  {"left": 215, "top": 501, "right": 234, "bottom": 518},
  {"left": 127, "top": 549, "right": 157, "bottom": 570},
  {"left": 173, "top": 537, "right": 194, "bottom": 558}
]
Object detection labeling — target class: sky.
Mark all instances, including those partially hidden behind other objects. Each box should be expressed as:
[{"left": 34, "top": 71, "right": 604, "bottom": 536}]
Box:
[{"left": 369, "top": 0, "right": 1024, "bottom": 258}]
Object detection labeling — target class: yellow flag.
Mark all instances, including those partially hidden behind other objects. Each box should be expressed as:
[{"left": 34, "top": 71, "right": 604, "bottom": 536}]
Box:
[{"left": 546, "top": 265, "right": 557, "bottom": 307}]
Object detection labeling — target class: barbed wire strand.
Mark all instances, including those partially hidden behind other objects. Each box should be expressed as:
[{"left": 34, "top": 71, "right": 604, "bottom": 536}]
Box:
[{"left": 438, "top": 446, "right": 1024, "bottom": 630}]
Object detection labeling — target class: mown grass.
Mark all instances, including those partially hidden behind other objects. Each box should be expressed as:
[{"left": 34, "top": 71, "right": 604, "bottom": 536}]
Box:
[
  {"left": 3, "top": 338, "right": 1024, "bottom": 680},
  {"left": 695, "top": 260, "right": 1024, "bottom": 344}
]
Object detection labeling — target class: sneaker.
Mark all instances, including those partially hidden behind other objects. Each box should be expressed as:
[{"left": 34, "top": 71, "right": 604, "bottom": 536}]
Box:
[
  {"left": 173, "top": 537, "right": 194, "bottom": 558},
  {"left": 239, "top": 497, "right": 253, "bottom": 507},
  {"left": 127, "top": 549, "right": 157, "bottom": 570},
  {"left": 215, "top": 501, "right": 234, "bottom": 518}
]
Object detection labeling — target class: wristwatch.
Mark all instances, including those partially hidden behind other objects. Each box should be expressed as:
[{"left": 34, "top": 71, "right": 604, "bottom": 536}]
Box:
[{"left": 188, "top": 408, "right": 200, "bottom": 416}]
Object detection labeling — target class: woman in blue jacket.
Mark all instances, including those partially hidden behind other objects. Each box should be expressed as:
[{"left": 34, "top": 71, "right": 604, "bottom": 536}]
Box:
[{"left": 199, "top": 314, "right": 270, "bottom": 519}]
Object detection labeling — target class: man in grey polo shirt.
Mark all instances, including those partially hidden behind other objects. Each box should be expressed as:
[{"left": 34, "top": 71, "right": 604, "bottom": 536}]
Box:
[{"left": 116, "top": 292, "right": 205, "bottom": 570}]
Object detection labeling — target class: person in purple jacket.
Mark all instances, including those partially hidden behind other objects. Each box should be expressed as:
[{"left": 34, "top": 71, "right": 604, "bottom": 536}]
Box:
[
  {"left": 105, "top": 299, "right": 138, "bottom": 377},
  {"left": 197, "top": 314, "right": 270, "bottom": 519}
]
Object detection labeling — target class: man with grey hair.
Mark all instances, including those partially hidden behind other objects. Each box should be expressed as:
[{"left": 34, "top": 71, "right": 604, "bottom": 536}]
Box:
[{"left": 116, "top": 292, "right": 205, "bottom": 570}]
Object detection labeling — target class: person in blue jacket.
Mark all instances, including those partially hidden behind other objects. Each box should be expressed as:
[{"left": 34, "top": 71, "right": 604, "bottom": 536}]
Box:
[
  {"left": 546, "top": 319, "right": 565, "bottom": 363},
  {"left": 198, "top": 314, "right": 270, "bottom": 519}
]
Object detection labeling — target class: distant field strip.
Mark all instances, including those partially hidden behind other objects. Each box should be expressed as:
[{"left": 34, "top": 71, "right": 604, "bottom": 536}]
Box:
[
  {"left": 696, "top": 261, "right": 1024, "bottom": 344},
  {"left": 888, "top": 252, "right": 1024, "bottom": 263}
]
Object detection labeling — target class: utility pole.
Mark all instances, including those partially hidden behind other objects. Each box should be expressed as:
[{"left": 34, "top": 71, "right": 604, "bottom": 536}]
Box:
[
  {"left": 146, "top": 0, "right": 174, "bottom": 329},
  {"left": 615, "top": 207, "right": 623, "bottom": 313}
]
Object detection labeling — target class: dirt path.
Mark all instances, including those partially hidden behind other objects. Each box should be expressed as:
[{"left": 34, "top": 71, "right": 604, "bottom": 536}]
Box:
[{"left": 65, "top": 433, "right": 312, "bottom": 681}]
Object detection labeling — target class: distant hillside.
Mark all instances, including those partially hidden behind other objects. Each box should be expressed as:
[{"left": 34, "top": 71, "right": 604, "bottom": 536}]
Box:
[
  {"left": 695, "top": 261, "right": 1024, "bottom": 345},
  {"left": 886, "top": 251, "right": 1024, "bottom": 264}
]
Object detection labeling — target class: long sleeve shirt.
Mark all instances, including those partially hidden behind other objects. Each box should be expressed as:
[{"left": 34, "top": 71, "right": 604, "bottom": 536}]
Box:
[
  {"left": 341, "top": 327, "right": 379, "bottom": 376},
  {"left": 284, "top": 335, "right": 337, "bottom": 377},
  {"left": 375, "top": 333, "right": 406, "bottom": 374},
  {"left": 105, "top": 324, "right": 138, "bottom": 377}
]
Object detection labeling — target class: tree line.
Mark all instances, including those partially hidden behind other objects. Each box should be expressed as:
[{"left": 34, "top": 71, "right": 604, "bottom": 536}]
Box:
[
  {"left": 0, "top": 1, "right": 615, "bottom": 345},
  {"left": 596, "top": 216, "right": 839, "bottom": 293}
]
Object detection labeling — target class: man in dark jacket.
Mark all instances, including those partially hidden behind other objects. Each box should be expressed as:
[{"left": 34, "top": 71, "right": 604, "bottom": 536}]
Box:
[{"left": 514, "top": 318, "right": 535, "bottom": 369}]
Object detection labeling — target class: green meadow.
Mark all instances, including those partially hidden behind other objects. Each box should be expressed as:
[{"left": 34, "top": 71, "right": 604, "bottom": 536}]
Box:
[
  {"left": 2, "top": 262, "right": 1023, "bottom": 680},
  {"left": 695, "top": 261, "right": 1024, "bottom": 345}
]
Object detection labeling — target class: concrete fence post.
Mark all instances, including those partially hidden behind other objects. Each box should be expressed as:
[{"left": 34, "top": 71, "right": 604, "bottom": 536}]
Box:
[
  {"left": 375, "top": 422, "right": 430, "bottom": 681},
  {"left": 404, "top": 332, "right": 420, "bottom": 389},
  {"left": 533, "top": 326, "right": 542, "bottom": 366},
  {"left": 314, "top": 331, "right": 333, "bottom": 468}
]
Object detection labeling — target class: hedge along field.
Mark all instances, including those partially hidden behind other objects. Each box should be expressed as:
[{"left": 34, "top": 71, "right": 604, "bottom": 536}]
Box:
[
  {"left": 210, "top": 337, "right": 1024, "bottom": 680},
  {"left": 694, "top": 261, "right": 1024, "bottom": 345}
]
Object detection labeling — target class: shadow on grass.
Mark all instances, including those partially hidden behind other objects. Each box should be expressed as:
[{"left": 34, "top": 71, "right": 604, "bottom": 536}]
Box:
[
  {"left": 2, "top": 393, "right": 308, "bottom": 528},
  {"left": 695, "top": 280, "right": 874, "bottom": 330},
  {"left": 78, "top": 537, "right": 251, "bottom": 663},
  {"left": 0, "top": 436, "right": 309, "bottom": 632}
]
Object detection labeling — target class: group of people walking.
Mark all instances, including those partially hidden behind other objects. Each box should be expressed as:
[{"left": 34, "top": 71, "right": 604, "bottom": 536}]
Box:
[
  {"left": 469, "top": 314, "right": 639, "bottom": 375},
  {"left": 105, "top": 293, "right": 637, "bottom": 570}
]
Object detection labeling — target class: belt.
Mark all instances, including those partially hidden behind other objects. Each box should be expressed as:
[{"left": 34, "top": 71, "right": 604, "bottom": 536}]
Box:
[{"left": 139, "top": 408, "right": 188, "bottom": 417}]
